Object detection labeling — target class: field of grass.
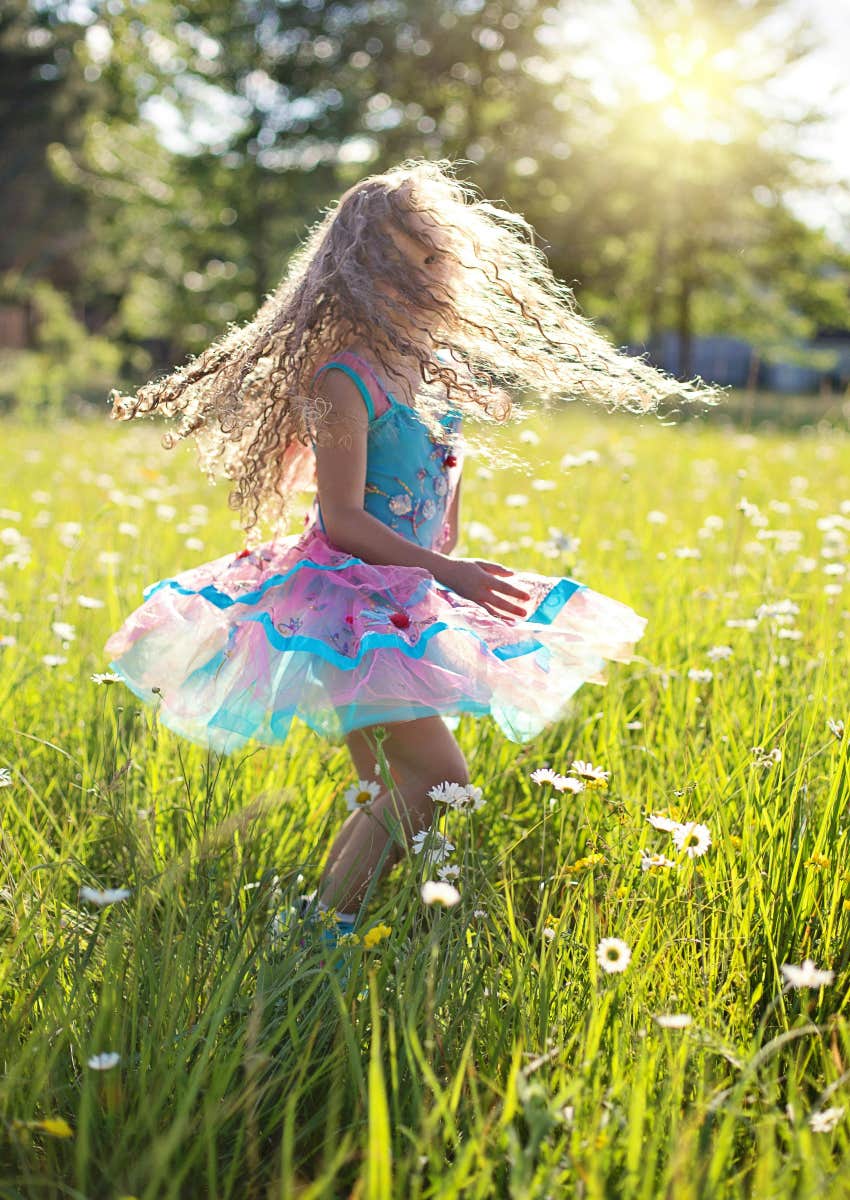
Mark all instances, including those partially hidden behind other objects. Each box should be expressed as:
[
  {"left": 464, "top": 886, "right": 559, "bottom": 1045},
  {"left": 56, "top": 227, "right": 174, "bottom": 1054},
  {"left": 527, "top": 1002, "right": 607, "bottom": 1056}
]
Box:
[{"left": 1, "top": 402, "right": 849, "bottom": 1198}]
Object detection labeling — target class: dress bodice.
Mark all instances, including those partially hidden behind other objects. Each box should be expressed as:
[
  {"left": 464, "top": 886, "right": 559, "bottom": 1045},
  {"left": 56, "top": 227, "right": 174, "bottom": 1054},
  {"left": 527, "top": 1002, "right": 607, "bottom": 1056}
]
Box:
[{"left": 306, "top": 350, "right": 464, "bottom": 553}]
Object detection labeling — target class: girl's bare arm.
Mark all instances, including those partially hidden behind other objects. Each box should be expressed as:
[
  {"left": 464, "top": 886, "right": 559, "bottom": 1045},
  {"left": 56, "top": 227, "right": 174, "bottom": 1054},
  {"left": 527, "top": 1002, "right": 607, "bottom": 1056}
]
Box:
[
  {"left": 313, "top": 372, "right": 530, "bottom": 618},
  {"left": 443, "top": 474, "right": 461, "bottom": 555}
]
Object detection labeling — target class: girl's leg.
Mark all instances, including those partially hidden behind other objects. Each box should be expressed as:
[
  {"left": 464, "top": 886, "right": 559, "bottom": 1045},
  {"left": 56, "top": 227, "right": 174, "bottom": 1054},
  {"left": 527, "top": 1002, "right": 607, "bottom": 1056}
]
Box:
[{"left": 317, "top": 717, "right": 469, "bottom": 915}]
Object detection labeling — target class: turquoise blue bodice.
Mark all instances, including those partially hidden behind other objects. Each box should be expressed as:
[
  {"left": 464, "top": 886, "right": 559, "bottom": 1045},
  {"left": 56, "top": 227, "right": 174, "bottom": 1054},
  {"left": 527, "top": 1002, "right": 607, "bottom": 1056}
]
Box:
[{"left": 308, "top": 352, "right": 463, "bottom": 553}]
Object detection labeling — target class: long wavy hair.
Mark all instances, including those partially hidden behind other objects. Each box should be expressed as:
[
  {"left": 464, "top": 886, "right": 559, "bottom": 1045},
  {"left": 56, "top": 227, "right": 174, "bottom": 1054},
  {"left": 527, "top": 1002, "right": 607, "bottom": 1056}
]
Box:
[{"left": 109, "top": 156, "right": 715, "bottom": 546}]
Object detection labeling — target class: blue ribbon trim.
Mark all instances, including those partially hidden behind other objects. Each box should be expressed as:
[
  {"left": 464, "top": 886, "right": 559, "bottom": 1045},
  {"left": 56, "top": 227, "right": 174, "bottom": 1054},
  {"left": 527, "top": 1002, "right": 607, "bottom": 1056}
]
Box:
[{"left": 130, "top": 556, "right": 587, "bottom": 674}]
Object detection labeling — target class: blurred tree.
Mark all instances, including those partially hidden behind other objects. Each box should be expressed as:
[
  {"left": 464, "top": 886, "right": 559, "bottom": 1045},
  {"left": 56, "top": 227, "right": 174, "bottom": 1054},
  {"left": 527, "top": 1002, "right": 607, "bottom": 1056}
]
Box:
[
  {"left": 48, "top": 0, "right": 596, "bottom": 371},
  {"left": 0, "top": 1, "right": 99, "bottom": 290}
]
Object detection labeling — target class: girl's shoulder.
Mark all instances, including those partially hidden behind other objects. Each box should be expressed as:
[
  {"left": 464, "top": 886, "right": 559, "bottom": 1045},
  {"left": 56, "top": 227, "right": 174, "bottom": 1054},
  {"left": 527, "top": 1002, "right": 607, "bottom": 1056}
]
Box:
[{"left": 312, "top": 348, "right": 393, "bottom": 422}]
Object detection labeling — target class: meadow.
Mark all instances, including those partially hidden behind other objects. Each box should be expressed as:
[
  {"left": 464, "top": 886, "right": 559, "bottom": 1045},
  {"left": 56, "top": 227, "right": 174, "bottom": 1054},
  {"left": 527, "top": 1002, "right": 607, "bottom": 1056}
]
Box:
[{"left": 1, "top": 398, "right": 849, "bottom": 1198}]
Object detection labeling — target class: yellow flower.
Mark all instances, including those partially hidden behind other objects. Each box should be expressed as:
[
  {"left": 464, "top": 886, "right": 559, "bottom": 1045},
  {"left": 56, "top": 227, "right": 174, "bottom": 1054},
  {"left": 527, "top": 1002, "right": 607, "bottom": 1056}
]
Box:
[
  {"left": 843, "top": 900, "right": 850, "bottom": 913},
  {"left": 564, "top": 853, "right": 605, "bottom": 874},
  {"left": 615, "top": 884, "right": 630, "bottom": 898},
  {"left": 729, "top": 835, "right": 743, "bottom": 850},
  {"left": 804, "top": 853, "right": 830, "bottom": 870},
  {"left": 361, "top": 923, "right": 392, "bottom": 949},
  {"left": 34, "top": 1117, "right": 73, "bottom": 1138}
]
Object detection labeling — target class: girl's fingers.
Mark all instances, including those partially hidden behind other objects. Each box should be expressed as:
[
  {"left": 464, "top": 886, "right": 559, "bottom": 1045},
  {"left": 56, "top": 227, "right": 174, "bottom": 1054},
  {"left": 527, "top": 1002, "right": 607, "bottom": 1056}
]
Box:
[{"left": 479, "top": 561, "right": 532, "bottom": 601}]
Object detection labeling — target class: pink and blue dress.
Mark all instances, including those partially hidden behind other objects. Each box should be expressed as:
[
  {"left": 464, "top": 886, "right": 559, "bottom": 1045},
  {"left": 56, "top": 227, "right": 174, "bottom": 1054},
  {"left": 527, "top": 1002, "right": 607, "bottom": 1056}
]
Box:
[{"left": 104, "top": 349, "right": 647, "bottom": 754}]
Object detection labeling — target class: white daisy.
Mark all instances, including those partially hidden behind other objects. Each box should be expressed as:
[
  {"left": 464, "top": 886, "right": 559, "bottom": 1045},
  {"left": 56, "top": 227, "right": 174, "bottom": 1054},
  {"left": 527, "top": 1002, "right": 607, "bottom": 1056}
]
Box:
[
  {"left": 653, "top": 1013, "right": 693, "bottom": 1029},
  {"left": 420, "top": 880, "right": 460, "bottom": 907},
  {"left": 530, "top": 767, "right": 584, "bottom": 793},
  {"left": 569, "top": 760, "right": 610, "bottom": 788},
  {"left": 91, "top": 672, "right": 122, "bottom": 685},
  {"left": 641, "top": 852, "right": 678, "bottom": 871},
  {"left": 672, "top": 823, "right": 712, "bottom": 858},
  {"left": 827, "top": 718, "right": 845, "bottom": 740},
  {"left": 428, "top": 781, "right": 471, "bottom": 808},
  {"left": 596, "top": 937, "right": 631, "bottom": 974},
  {"left": 706, "top": 645, "right": 733, "bottom": 661},
  {"left": 51, "top": 621, "right": 76, "bottom": 642},
  {"left": 87, "top": 1052, "right": 120, "bottom": 1070},
  {"left": 455, "top": 784, "right": 485, "bottom": 811},
  {"left": 687, "top": 668, "right": 713, "bottom": 683},
  {"left": 647, "top": 812, "right": 682, "bottom": 833},
  {"left": 42, "top": 655, "right": 68, "bottom": 668},
  {"left": 0, "top": 768, "right": 11, "bottom": 788},
  {"left": 79, "top": 886, "right": 132, "bottom": 906},
  {"left": 808, "top": 1106, "right": 844, "bottom": 1133},
  {"left": 343, "top": 779, "right": 382, "bottom": 811},
  {"left": 437, "top": 864, "right": 461, "bottom": 882},
  {"left": 411, "top": 829, "right": 455, "bottom": 865},
  {"left": 780, "top": 959, "right": 834, "bottom": 989},
  {"left": 78, "top": 595, "right": 105, "bottom": 609}
]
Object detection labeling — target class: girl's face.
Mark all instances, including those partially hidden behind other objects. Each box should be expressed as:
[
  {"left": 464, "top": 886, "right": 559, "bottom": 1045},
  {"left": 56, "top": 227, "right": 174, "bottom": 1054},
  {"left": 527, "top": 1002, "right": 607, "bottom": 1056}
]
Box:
[
  {"left": 375, "top": 219, "right": 463, "bottom": 354},
  {"left": 384, "top": 216, "right": 460, "bottom": 305}
]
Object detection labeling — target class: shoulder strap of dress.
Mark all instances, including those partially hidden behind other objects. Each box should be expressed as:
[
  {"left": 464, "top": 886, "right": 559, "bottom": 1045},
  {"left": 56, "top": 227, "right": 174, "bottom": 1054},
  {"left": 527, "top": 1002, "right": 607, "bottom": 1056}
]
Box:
[{"left": 312, "top": 358, "right": 376, "bottom": 422}]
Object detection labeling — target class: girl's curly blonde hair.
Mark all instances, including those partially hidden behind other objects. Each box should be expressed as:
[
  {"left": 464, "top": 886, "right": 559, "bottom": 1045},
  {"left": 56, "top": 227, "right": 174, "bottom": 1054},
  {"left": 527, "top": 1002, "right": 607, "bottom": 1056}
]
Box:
[{"left": 110, "top": 156, "right": 714, "bottom": 545}]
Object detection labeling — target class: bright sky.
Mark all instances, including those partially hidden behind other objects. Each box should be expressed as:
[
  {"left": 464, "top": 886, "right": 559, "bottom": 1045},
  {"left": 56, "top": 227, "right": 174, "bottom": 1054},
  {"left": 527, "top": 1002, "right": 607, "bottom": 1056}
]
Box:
[{"left": 555, "top": 0, "right": 850, "bottom": 243}]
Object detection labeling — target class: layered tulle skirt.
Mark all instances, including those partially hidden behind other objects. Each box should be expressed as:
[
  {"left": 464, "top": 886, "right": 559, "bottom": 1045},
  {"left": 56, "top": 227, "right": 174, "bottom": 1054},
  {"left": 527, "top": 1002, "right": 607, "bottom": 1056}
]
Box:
[{"left": 104, "top": 526, "right": 647, "bottom": 755}]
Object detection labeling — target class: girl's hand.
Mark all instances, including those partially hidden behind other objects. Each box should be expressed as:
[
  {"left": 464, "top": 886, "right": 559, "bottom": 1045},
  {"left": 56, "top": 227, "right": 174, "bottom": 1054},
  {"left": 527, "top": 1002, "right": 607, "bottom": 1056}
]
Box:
[{"left": 438, "top": 557, "right": 532, "bottom": 622}]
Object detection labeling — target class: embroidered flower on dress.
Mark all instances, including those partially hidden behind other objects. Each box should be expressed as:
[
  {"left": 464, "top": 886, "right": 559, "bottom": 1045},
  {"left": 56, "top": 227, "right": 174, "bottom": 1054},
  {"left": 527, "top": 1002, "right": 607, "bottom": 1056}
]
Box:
[
  {"left": 389, "top": 494, "right": 413, "bottom": 515},
  {"left": 390, "top": 611, "right": 410, "bottom": 630},
  {"left": 421, "top": 498, "right": 436, "bottom": 520}
]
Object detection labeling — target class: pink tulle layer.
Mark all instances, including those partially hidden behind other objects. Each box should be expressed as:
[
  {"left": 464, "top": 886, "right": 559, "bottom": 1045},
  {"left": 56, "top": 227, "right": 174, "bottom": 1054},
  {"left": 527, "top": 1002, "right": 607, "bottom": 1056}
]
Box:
[{"left": 104, "top": 526, "right": 647, "bottom": 754}]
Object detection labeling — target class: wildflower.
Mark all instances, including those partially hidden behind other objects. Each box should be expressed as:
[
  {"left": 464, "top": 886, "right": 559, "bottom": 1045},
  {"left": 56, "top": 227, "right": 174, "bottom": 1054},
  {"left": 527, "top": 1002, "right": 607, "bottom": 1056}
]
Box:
[
  {"left": 87, "top": 1052, "right": 120, "bottom": 1071},
  {"left": 0, "top": 768, "right": 11, "bottom": 788},
  {"left": 542, "top": 926, "right": 556, "bottom": 941},
  {"left": 472, "top": 908, "right": 487, "bottom": 919},
  {"left": 647, "top": 812, "right": 682, "bottom": 832},
  {"left": 79, "top": 885, "right": 132, "bottom": 907},
  {"left": 653, "top": 1013, "right": 693, "bottom": 1029},
  {"left": 343, "top": 779, "right": 381, "bottom": 812},
  {"left": 687, "top": 668, "right": 713, "bottom": 683},
  {"left": 804, "top": 853, "right": 830, "bottom": 870},
  {"left": 569, "top": 760, "right": 609, "bottom": 789},
  {"left": 411, "top": 829, "right": 455, "bottom": 866},
  {"left": 828, "top": 718, "right": 845, "bottom": 740},
  {"left": 530, "top": 767, "right": 584, "bottom": 793},
  {"left": 437, "top": 863, "right": 461, "bottom": 882},
  {"left": 596, "top": 937, "right": 631, "bottom": 974},
  {"left": 361, "top": 923, "right": 392, "bottom": 948},
  {"left": 751, "top": 746, "right": 782, "bottom": 769},
  {"left": 421, "top": 880, "right": 460, "bottom": 907},
  {"left": 672, "top": 823, "right": 712, "bottom": 858},
  {"left": 808, "top": 1106, "right": 844, "bottom": 1133},
  {"left": 51, "top": 621, "right": 76, "bottom": 642},
  {"left": 91, "top": 672, "right": 122, "bottom": 685},
  {"left": 641, "top": 852, "right": 678, "bottom": 871},
  {"left": 706, "top": 645, "right": 733, "bottom": 661},
  {"left": 42, "top": 655, "right": 68, "bottom": 668},
  {"left": 34, "top": 1117, "right": 74, "bottom": 1138},
  {"left": 565, "top": 853, "right": 605, "bottom": 873},
  {"left": 779, "top": 959, "right": 834, "bottom": 989},
  {"left": 77, "top": 595, "right": 105, "bottom": 609},
  {"left": 626, "top": 720, "right": 643, "bottom": 730},
  {"left": 428, "top": 781, "right": 485, "bottom": 811}
]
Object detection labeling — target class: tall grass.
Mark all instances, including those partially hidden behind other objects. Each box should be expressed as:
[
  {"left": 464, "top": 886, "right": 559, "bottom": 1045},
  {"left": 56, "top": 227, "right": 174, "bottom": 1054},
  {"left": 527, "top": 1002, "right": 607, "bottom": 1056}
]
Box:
[{"left": 0, "top": 405, "right": 848, "bottom": 1197}]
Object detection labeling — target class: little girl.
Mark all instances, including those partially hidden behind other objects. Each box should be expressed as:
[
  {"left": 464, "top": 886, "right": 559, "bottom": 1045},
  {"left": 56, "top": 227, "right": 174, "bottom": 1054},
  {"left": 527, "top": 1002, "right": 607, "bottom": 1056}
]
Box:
[{"left": 105, "top": 158, "right": 703, "bottom": 934}]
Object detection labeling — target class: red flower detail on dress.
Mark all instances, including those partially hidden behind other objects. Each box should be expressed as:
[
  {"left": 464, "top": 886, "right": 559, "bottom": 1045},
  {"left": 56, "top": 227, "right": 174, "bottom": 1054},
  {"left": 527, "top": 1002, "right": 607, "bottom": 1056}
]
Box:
[
  {"left": 389, "top": 611, "right": 410, "bottom": 629},
  {"left": 444, "top": 454, "right": 457, "bottom": 468},
  {"left": 344, "top": 615, "right": 354, "bottom": 625},
  {"left": 236, "top": 548, "right": 251, "bottom": 559}
]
